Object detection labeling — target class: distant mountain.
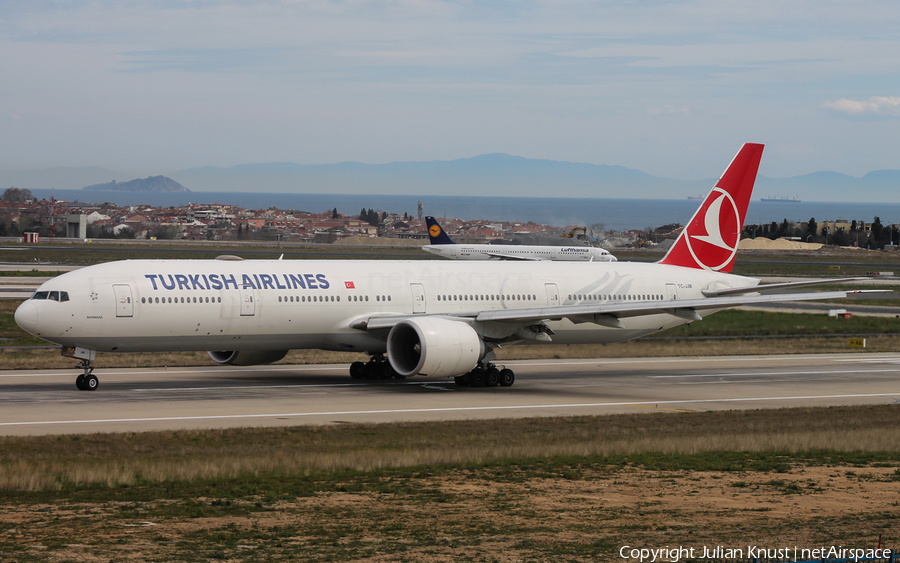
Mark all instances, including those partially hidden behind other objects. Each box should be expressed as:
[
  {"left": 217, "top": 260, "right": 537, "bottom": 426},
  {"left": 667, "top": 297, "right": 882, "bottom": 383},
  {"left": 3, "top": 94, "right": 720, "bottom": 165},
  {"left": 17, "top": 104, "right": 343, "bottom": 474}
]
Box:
[
  {"left": 754, "top": 170, "right": 900, "bottom": 201},
  {"left": 2, "top": 157, "right": 898, "bottom": 201},
  {"left": 170, "top": 154, "right": 709, "bottom": 199},
  {"left": 83, "top": 176, "right": 190, "bottom": 192}
]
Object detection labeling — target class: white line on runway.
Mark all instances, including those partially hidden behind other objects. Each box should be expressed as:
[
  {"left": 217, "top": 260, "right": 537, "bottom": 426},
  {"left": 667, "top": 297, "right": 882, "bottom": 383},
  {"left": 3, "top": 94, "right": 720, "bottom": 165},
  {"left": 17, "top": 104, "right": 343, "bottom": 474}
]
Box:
[
  {"left": 3, "top": 392, "right": 899, "bottom": 428},
  {"left": 132, "top": 382, "right": 432, "bottom": 392},
  {"left": 648, "top": 368, "right": 900, "bottom": 378},
  {"left": 0, "top": 365, "right": 350, "bottom": 378}
]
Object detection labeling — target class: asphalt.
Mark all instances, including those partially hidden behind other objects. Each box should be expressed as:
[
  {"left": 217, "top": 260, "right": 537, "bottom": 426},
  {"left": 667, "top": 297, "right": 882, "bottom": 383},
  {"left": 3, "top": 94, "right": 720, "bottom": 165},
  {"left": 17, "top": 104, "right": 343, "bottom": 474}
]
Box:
[{"left": 2, "top": 352, "right": 899, "bottom": 436}]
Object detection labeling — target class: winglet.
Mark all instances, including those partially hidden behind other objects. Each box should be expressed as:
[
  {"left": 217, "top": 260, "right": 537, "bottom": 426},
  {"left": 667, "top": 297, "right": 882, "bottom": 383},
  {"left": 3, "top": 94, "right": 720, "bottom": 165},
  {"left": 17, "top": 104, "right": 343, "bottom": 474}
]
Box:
[
  {"left": 425, "top": 216, "right": 456, "bottom": 245},
  {"left": 659, "top": 143, "right": 764, "bottom": 273}
]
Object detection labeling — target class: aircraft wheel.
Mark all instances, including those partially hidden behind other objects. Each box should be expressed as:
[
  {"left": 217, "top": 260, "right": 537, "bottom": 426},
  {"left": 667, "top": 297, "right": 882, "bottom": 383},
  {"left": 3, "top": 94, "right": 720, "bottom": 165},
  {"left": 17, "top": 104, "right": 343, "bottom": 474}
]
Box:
[
  {"left": 380, "top": 362, "right": 396, "bottom": 379},
  {"left": 349, "top": 361, "right": 365, "bottom": 379},
  {"left": 454, "top": 374, "right": 470, "bottom": 387},
  {"left": 75, "top": 374, "right": 86, "bottom": 391},
  {"left": 499, "top": 369, "right": 515, "bottom": 387},
  {"left": 83, "top": 374, "right": 99, "bottom": 391},
  {"left": 469, "top": 369, "right": 485, "bottom": 387},
  {"left": 485, "top": 368, "right": 500, "bottom": 387},
  {"left": 363, "top": 362, "right": 379, "bottom": 380}
]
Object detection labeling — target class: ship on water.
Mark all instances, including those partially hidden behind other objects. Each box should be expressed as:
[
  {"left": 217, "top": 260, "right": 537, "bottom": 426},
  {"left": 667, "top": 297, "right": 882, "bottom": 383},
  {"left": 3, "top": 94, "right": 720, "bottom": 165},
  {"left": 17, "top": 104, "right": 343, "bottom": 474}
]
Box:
[{"left": 760, "top": 196, "right": 801, "bottom": 203}]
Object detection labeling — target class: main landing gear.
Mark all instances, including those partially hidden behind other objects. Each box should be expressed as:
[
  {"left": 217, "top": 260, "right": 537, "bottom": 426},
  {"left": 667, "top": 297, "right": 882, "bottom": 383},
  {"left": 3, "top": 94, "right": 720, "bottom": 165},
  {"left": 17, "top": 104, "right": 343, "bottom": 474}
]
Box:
[
  {"left": 74, "top": 360, "right": 99, "bottom": 391},
  {"left": 348, "top": 357, "right": 515, "bottom": 388},
  {"left": 349, "top": 355, "right": 407, "bottom": 380},
  {"left": 453, "top": 362, "right": 515, "bottom": 388}
]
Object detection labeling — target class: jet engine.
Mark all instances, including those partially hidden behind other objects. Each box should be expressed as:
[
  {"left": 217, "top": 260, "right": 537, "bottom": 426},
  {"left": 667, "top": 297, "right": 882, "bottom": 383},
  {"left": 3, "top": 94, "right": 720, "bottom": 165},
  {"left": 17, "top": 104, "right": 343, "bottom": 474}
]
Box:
[
  {"left": 207, "top": 350, "right": 289, "bottom": 366},
  {"left": 386, "top": 317, "right": 484, "bottom": 378}
]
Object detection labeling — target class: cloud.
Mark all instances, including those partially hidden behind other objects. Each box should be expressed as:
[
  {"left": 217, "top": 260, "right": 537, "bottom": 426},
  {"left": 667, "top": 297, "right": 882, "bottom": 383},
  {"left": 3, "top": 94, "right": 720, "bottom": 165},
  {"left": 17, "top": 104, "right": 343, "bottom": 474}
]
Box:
[{"left": 822, "top": 96, "right": 900, "bottom": 116}]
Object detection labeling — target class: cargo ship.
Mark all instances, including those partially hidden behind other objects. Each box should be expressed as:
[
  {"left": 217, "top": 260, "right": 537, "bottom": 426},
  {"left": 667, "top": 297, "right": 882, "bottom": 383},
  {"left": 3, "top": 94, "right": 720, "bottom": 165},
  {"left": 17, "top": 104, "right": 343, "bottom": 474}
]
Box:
[{"left": 760, "top": 196, "right": 801, "bottom": 203}]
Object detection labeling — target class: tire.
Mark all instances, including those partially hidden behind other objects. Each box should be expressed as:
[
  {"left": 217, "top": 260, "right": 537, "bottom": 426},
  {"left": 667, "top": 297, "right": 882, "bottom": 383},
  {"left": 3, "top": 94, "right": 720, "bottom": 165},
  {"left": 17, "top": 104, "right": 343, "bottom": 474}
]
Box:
[
  {"left": 469, "top": 369, "right": 485, "bottom": 387},
  {"left": 454, "top": 374, "right": 470, "bottom": 387},
  {"left": 75, "top": 374, "right": 85, "bottom": 391},
  {"left": 363, "top": 362, "right": 379, "bottom": 380},
  {"left": 83, "top": 374, "right": 99, "bottom": 391},
  {"left": 485, "top": 368, "right": 500, "bottom": 387},
  {"left": 349, "top": 361, "right": 365, "bottom": 379},
  {"left": 499, "top": 369, "right": 515, "bottom": 387}
]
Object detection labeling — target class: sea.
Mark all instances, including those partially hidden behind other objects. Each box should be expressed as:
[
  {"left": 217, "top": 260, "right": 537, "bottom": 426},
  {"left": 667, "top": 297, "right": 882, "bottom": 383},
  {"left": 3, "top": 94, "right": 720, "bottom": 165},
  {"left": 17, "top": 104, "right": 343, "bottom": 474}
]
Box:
[{"left": 30, "top": 189, "right": 900, "bottom": 232}]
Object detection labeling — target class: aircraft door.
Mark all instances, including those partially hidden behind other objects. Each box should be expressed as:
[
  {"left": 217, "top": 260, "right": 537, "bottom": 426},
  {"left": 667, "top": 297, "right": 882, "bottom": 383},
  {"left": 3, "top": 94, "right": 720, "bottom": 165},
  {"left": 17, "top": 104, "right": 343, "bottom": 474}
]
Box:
[
  {"left": 410, "top": 283, "right": 426, "bottom": 314},
  {"left": 545, "top": 283, "right": 560, "bottom": 307},
  {"left": 239, "top": 285, "right": 256, "bottom": 316},
  {"left": 666, "top": 283, "right": 678, "bottom": 300},
  {"left": 113, "top": 284, "right": 134, "bottom": 317}
]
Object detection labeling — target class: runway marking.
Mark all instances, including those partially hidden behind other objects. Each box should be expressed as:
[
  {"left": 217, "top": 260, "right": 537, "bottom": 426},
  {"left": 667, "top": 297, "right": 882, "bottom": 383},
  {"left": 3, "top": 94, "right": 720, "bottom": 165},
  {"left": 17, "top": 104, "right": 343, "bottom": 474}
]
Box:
[
  {"left": 0, "top": 365, "right": 350, "bottom": 378},
  {"left": 648, "top": 368, "right": 900, "bottom": 379},
  {"left": 132, "top": 382, "right": 431, "bottom": 392},
  {"left": 3, "top": 353, "right": 898, "bottom": 379},
  {"left": 3, "top": 392, "right": 899, "bottom": 428}
]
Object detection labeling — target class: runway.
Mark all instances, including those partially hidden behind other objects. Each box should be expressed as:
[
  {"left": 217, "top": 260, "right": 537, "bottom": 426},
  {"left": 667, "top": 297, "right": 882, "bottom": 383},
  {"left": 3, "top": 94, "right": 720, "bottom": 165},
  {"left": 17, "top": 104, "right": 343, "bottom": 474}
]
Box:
[{"left": 2, "top": 353, "right": 900, "bottom": 436}]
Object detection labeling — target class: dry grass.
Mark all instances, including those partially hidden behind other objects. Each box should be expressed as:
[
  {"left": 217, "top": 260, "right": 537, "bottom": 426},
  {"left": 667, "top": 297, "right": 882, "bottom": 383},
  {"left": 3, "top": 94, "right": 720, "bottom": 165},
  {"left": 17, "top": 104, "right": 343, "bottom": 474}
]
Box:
[{"left": 2, "top": 405, "right": 898, "bottom": 492}]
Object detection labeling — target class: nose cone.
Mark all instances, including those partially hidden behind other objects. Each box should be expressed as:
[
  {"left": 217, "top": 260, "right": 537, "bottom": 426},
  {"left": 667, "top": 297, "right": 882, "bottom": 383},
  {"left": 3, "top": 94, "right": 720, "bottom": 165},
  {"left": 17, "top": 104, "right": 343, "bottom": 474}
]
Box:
[{"left": 15, "top": 300, "right": 38, "bottom": 334}]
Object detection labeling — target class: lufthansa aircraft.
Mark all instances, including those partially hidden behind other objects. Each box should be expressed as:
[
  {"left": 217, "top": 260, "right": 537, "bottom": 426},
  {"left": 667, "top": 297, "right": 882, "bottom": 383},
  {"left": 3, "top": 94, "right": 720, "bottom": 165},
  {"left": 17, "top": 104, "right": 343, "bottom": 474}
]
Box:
[
  {"left": 15, "top": 144, "right": 867, "bottom": 391},
  {"left": 422, "top": 216, "right": 617, "bottom": 262}
]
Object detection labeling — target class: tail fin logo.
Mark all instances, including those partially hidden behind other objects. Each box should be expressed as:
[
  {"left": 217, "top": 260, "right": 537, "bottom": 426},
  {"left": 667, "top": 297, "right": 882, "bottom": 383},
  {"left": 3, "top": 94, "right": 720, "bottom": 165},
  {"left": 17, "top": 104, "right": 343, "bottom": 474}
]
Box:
[
  {"left": 429, "top": 225, "right": 442, "bottom": 238},
  {"left": 685, "top": 187, "right": 741, "bottom": 271},
  {"left": 659, "top": 143, "right": 762, "bottom": 273}
]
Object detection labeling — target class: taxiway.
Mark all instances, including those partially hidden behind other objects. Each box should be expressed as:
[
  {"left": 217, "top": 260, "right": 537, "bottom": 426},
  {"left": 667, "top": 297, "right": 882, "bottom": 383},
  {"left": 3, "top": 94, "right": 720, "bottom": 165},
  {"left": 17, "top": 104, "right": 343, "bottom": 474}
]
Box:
[{"left": 2, "top": 353, "right": 899, "bottom": 436}]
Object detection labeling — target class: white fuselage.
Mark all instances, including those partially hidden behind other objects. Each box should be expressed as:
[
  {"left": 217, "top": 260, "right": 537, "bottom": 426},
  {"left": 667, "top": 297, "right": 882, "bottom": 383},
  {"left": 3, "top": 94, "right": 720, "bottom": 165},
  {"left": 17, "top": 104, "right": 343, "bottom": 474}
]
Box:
[
  {"left": 16, "top": 258, "right": 750, "bottom": 357},
  {"left": 422, "top": 244, "right": 616, "bottom": 261}
]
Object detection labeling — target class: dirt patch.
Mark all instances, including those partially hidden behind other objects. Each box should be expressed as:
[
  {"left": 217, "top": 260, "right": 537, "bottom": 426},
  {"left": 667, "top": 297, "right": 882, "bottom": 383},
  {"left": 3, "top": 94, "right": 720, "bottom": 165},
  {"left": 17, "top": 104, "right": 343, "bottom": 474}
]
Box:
[{"left": 1, "top": 465, "right": 897, "bottom": 561}]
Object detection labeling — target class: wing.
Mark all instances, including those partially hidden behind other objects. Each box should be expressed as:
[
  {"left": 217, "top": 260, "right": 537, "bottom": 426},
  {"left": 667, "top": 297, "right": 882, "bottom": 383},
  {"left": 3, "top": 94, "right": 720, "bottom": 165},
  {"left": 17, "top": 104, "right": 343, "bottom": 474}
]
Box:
[
  {"left": 481, "top": 251, "right": 539, "bottom": 261},
  {"left": 701, "top": 277, "right": 866, "bottom": 297},
  {"left": 354, "top": 287, "right": 881, "bottom": 332}
]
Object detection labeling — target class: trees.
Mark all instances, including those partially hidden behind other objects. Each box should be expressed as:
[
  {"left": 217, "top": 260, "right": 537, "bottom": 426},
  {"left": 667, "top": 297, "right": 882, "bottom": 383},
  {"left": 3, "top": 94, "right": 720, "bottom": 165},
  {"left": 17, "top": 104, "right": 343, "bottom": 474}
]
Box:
[
  {"left": 2, "top": 187, "right": 33, "bottom": 203},
  {"left": 359, "top": 208, "right": 380, "bottom": 226},
  {"left": 806, "top": 218, "right": 817, "bottom": 239}
]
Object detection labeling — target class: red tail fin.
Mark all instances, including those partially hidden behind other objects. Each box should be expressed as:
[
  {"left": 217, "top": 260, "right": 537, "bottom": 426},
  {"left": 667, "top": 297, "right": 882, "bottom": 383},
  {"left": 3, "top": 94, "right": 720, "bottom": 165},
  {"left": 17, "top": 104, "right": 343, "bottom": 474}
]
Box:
[{"left": 659, "top": 143, "right": 764, "bottom": 272}]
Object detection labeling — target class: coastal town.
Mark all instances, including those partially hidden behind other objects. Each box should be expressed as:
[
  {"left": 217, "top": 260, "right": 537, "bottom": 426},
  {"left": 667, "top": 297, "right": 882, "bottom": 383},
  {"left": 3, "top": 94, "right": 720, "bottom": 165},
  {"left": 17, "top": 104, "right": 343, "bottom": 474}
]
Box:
[
  {"left": 0, "top": 190, "right": 679, "bottom": 249},
  {"left": 1, "top": 187, "right": 896, "bottom": 250}
]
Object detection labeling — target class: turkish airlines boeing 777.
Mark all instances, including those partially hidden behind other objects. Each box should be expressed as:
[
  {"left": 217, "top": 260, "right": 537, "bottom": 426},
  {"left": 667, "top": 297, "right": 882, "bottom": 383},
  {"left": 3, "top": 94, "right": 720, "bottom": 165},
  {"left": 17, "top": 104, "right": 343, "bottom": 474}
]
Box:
[{"left": 15, "top": 144, "right": 866, "bottom": 391}]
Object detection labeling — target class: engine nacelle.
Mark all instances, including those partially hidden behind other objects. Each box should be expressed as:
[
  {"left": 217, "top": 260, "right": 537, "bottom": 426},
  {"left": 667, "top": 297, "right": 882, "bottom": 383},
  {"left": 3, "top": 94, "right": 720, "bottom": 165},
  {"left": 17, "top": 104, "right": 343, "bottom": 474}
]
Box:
[
  {"left": 387, "top": 317, "right": 484, "bottom": 378},
  {"left": 207, "top": 350, "right": 289, "bottom": 366}
]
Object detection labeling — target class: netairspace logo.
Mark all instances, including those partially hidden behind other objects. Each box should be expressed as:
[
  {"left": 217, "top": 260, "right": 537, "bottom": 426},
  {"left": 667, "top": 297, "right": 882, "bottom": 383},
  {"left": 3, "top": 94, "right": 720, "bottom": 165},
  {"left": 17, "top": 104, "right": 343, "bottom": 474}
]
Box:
[{"left": 619, "top": 545, "right": 893, "bottom": 562}]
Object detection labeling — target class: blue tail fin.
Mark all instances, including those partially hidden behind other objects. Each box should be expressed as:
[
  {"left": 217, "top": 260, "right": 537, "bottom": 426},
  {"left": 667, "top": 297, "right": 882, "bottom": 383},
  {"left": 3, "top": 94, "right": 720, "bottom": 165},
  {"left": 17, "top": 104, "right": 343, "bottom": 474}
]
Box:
[{"left": 425, "top": 216, "right": 456, "bottom": 244}]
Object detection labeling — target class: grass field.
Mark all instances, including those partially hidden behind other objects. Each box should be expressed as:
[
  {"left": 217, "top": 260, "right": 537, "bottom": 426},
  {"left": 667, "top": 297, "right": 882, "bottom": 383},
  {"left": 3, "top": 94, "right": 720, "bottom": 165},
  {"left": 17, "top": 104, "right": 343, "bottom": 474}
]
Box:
[{"left": 0, "top": 406, "right": 898, "bottom": 561}]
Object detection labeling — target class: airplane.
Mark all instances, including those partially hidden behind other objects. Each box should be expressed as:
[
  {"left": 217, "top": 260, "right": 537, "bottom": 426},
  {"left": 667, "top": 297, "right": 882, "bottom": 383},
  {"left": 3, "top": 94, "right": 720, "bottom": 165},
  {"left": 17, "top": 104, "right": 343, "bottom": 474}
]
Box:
[
  {"left": 14, "top": 143, "right": 871, "bottom": 391},
  {"left": 422, "top": 216, "right": 617, "bottom": 261}
]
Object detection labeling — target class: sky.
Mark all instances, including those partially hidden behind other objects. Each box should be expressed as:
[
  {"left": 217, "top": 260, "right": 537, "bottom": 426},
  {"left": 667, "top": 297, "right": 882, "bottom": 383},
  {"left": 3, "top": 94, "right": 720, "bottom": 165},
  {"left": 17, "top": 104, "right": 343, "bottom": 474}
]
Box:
[{"left": 1, "top": 0, "right": 899, "bottom": 182}]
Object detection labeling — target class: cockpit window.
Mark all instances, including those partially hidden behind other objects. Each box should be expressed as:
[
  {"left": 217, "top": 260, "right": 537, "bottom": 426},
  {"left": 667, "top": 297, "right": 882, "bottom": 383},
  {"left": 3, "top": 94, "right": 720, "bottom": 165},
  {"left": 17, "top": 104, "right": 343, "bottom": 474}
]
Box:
[{"left": 31, "top": 291, "right": 69, "bottom": 302}]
